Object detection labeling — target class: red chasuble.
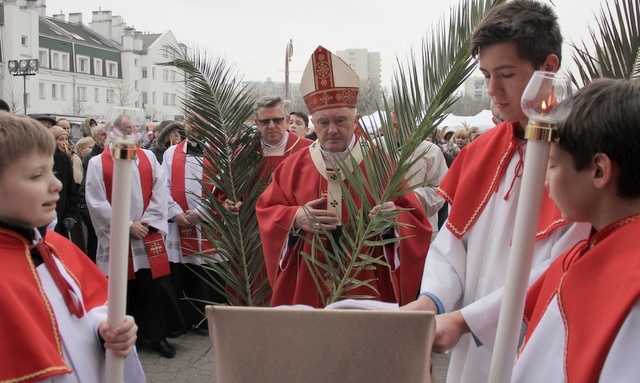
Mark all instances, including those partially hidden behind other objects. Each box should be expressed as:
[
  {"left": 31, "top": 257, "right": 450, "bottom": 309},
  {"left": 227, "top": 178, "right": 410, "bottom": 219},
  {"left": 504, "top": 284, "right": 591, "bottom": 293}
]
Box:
[
  {"left": 256, "top": 142, "right": 431, "bottom": 308},
  {"left": 522, "top": 213, "right": 640, "bottom": 382},
  {"left": 438, "top": 121, "right": 568, "bottom": 240},
  {"left": 0, "top": 229, "right": 108, "bottom": 382},
  {"left": 101, "top": 148, "right": 170, "bottom": 279}
]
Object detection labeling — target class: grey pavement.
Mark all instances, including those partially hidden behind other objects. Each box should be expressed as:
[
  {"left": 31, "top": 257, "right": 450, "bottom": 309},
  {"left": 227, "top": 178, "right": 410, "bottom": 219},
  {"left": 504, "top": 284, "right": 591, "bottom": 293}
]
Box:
[{"left": 139, "top": 330, "right": 451, "bottom": 382}]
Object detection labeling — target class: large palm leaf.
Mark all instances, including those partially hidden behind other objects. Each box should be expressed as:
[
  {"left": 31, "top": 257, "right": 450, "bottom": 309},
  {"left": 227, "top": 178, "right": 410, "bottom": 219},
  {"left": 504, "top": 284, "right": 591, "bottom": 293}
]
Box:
[
  {"left": 161, "top": 46, "right": 272, "bottom": 307},
  {"left": 569, "top": 0, "right": 640, "bottom": 85},
  {"left": 298, "top": 0, "right": 506, "bottom": 306}
]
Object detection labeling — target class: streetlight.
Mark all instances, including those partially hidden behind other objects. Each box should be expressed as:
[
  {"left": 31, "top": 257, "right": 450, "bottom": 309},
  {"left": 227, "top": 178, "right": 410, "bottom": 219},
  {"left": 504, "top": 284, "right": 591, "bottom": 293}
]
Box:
[
  {"left": 8, "top": 59, "right": 39, "bottom": 114},
  {"left": 285, "top": 39, "right": 293, "bottom": 102}
]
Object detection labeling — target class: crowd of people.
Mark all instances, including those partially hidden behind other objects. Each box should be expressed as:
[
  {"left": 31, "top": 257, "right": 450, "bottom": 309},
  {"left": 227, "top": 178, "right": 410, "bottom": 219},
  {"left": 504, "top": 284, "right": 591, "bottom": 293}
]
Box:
[{"left": 1, "top": 0, "right": 638, "bottom": 381}]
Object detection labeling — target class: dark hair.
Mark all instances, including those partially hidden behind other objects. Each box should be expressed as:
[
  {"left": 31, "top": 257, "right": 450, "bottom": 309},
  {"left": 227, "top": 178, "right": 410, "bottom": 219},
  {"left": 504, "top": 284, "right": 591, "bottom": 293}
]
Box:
[
  {"left": 471, "top": 0, "right": 562, "bottom": 68},
  {"left": 559, "top": 78, "right": 640, "bottom": 198},
  {"left": 289, "top": 111, "right": 309, "bottom": 127},
  {"left": 0, "top": 99, "right": 10, "bottom": 113}
]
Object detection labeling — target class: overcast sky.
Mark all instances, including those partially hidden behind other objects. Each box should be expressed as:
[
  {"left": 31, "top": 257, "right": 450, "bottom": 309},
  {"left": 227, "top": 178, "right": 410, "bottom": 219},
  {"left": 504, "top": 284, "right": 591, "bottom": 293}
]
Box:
[{"left": 46, "top": 0, "right": 613, "bottom": 88}]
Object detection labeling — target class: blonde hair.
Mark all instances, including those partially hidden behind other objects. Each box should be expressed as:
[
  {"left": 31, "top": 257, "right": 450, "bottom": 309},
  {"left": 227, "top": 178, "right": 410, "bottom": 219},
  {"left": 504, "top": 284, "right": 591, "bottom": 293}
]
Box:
[
  {"left": 0, "top": 112, "right": 56, "bottom": 175},
  {"left": 452, "top": 129, "right": 469, "bottom": 139},
  {"left": 74, "top": 136, "right": 95, "bottom": 155}
]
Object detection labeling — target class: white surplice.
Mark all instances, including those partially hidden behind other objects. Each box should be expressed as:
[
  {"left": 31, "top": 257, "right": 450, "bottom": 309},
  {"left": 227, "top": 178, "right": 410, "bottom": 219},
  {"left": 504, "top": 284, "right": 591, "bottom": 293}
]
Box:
[
  {"left": 36, "top": 257, "right": 145, "bottom": 383},
  {"left": 512, "top": 297, "right": 640, "bottom": 382},
  {"left": 162, "top": 142, "right": 218, "bottom": 265},
  {"left": 419, "top": 143, "right": 591, "bottom": 383},
  {"left": 85, "top": 148, "right": 168, "bottom": 276}
]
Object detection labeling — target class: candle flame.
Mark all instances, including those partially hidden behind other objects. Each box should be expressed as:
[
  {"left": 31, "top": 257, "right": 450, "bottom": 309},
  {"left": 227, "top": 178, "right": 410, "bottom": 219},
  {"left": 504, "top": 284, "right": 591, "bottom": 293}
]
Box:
[{"left": 541, "top": 100, "right": 548, "bottom": 113}]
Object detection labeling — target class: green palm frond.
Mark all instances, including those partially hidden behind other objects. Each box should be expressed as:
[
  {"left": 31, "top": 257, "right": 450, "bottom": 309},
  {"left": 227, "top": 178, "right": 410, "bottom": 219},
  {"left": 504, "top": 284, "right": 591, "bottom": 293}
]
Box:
[
  {"left": 299, "top": 0, "right": 505, "bottom": 306},
  {"left": 161, "top": 46, "right": 271, "bottom": 306},
  {"left": 569, "top": 0, "right": 640, "bottom": 85}
]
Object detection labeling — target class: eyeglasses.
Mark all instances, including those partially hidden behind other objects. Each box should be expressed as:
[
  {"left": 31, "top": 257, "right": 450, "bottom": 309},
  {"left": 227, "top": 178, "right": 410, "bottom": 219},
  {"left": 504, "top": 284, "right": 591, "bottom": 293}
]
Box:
[{"left": 257, "top": 118, "right": 285, "bottom": 127}]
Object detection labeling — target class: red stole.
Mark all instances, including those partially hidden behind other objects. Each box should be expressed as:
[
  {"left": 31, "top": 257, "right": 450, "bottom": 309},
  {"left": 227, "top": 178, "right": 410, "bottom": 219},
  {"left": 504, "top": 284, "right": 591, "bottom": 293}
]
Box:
[
  {"left": 522, "top": 214, "right": 640, "bottom": 382},
  {"left": 170, "top": 140, "right": 216, "bottom": 256},
  {"left": 0, "top": 229, "right": 108, "bottom": 382},
  {"left": 101, "top": 148, "right": 170, "bottom": 279},
  {"left": 438, "top": 121, "right": 567, "bottom": 240}
]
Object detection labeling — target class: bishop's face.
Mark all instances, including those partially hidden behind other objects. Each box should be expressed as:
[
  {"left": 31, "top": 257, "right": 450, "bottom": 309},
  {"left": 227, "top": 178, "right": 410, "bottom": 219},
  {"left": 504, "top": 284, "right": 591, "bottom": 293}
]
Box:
[{"left": 313, "top": 107, "right": 358, "bottom": 152}]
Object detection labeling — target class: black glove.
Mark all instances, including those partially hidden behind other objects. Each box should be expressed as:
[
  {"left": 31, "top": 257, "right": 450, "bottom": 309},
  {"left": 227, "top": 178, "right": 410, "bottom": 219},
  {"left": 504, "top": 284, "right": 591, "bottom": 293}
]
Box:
[{"left": 62, "top": 217, "right": 76, "bottom": 231}]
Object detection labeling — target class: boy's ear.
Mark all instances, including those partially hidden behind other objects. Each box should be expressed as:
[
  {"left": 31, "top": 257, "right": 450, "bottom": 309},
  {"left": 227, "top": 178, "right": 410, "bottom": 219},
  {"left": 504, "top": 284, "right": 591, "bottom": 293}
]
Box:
[
  {"left": 541, "top": 54, "right": 560, "bottom": 72},
  {"left": 592, "top": 153, "right": 614, "bottom": 190}
]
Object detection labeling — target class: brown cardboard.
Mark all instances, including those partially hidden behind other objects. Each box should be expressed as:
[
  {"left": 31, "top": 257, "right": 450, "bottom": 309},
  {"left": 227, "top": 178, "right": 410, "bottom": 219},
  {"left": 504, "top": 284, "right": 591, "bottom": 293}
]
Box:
[{"left": 207, "top": 305, "right": 435, "bottom": 383}]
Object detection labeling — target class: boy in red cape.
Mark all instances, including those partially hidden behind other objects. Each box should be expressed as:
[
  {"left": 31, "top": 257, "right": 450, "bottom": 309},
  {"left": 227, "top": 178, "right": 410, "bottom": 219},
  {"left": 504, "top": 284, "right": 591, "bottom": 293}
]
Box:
[
  {"left": 512, "top": 79, "right": 640, "bottom": 382},
  {"left": 0, "top": 112, "right": 144, "bottom": 382},
  {"left": 402, "top": 2, "right": 591, "bottom": 382}
]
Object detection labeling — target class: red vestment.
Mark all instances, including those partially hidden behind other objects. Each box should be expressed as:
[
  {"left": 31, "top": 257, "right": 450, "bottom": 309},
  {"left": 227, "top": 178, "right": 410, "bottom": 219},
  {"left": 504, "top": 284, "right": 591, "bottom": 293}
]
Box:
[
  {"left": 522, "top": 213, "right": 640, "bottom": 382},
  {"left": 0, "top": 228, "right": 108, "bottom": 382},
  {"left": 256, "top": 140, "right": 431, "bottom": 308},
  {"left": 438, "top": 121, "right": 568, "bottom": 240},
  {"left": 260, "top": 132, "right": 313, "bottom": 175}
]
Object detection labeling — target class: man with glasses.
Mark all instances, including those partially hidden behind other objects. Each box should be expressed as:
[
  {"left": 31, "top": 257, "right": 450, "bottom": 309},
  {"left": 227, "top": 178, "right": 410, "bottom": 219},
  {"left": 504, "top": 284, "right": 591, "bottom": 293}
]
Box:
[{"left": 254, "top": 96, "right": 313, "bottom": 175}]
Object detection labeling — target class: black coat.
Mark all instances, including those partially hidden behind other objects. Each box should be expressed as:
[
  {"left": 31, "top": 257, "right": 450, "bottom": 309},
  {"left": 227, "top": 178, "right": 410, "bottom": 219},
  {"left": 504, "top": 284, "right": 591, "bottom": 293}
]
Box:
[{"left": 53, "top": 148, "right": 78, "bottom": 235}]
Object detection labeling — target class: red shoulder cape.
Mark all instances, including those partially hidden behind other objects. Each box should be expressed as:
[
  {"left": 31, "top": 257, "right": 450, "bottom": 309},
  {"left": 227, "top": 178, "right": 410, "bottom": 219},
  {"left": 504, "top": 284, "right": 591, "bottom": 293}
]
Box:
[
  {"left": 0, "top": 229, "right": 107, "bottom": 382},
  {"left": 438, "top": 121, "right": 567, "bottom": 239},
  {"left": 523, "top": 214, "right": 640, "bottom": 381}
]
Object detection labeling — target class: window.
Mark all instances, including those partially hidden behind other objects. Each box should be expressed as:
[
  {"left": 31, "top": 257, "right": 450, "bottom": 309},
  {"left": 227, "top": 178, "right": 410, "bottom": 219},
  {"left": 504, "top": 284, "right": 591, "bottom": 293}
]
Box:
[
  {"left": 61, "top": 53, "right": 70, "bottom": 71},
  {"left": 77, "top": 87, "right": 87, "bottom": 102},
  {"left": 60, "top": 85, "right": 66, "bottom": 101},
  {"left": 94, "top": 88, "right": 100, "bottom": 102},
  {"left": 51, "top": 52, "right": 60, "bottom": 69},
  {"left": 106, "top": 89, "right": 115, "bottom": 103},
  {"left": 52, "top": 84, "right": 58, "bottom": 100},
  {"left": 163, "top": 93, "right": 169, "bottom": 105},
  {"left": 21, "top": 36, "right": 28, "bottom": 47},
  {"left": 39, "top": 83, "right": 46, "bottom": 99},
  {"left": 94, "top": 58, "right": 103, "bottom": 76},
  {"left": 134, "top": 80, "right": 139, "bottom": 91},
  {"left": 106, "top": 61, "right": 118, "bottom": 78},
  {"left": 38, "top": 50, "right": 49, "bottom": 68},
  {"left": 77, "top": 56, "right": 90, "bottom": 74},
  {"left": 171, "top": 94, "right": 177, "bottom": 106},
  {"left": 162, "top": 45, "right": 170, "bottom": 58},
  {"left": 141, "top": 92, "right": 148, "bottom": 104},
  {"left": 152, "top": 67, "right": 156, "bottom": 79},
  {"left": 163, "top": 69, "right": 169, "bottom": 82},
  {"left": 134, "top": 59, "right": 139, "bottom": 66},
  {"left": 152, "top": 92, "right": 156, "bottom": 105},
  {"left": 171, "top": 71, "right": 176, "bottom": 82},
  {"left": 141, "top": 67, "right": 147, "bottom": 79}
]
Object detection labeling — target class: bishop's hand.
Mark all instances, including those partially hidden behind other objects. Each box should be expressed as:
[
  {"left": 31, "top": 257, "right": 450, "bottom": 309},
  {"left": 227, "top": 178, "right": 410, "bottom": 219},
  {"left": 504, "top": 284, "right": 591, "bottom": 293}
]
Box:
[{"left": 294, "top": 197, "right": 340, "bottom": 233}]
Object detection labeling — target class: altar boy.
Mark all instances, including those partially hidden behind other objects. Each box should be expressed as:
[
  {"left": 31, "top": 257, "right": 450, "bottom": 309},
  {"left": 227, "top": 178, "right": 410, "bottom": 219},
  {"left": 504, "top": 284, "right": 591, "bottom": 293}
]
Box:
[
  {"left": 513, "top": 78, "right": 640, "bottom": 381},
  {"left": 0, "top": 112, "right": 144, "bottom": 382}
]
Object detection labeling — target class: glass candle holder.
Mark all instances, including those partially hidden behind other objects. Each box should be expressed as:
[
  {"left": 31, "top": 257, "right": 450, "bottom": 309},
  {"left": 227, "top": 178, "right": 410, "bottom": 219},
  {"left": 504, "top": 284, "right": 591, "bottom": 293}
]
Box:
[{"left": 520, "top": 71, "right": 573, "bottom": 141}]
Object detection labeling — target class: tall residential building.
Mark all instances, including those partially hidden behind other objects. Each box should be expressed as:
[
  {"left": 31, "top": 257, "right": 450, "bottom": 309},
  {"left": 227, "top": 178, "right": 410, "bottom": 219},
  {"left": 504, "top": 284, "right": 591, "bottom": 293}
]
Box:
[
  {"left": 335, "top": 48, "right": 381, "bottom": 91},
  {"left": 462, "top": 76, "right": 490, "bottom": 103}
]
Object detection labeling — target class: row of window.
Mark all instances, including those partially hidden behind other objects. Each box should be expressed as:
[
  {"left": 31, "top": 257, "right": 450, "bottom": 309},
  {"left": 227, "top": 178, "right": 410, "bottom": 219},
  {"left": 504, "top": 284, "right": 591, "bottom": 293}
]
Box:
[
  {"left": 38, "top": 83, "right": 178, "bottom": 106},
  {"left": 38, "top": 49, "right": 118, "bottom": 77}
]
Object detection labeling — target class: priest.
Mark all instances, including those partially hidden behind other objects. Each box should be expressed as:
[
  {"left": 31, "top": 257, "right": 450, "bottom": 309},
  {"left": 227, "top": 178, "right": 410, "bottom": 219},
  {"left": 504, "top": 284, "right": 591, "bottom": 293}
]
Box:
[{"left": 256, "top": 46, "right": 431, "bottom": 308}]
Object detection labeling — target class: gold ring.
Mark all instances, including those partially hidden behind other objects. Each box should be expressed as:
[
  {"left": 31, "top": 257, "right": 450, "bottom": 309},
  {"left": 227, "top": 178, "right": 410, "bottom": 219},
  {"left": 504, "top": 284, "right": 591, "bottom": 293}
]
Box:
[{"left": 314, "top": 223, "right": 320, "bottom": 230}]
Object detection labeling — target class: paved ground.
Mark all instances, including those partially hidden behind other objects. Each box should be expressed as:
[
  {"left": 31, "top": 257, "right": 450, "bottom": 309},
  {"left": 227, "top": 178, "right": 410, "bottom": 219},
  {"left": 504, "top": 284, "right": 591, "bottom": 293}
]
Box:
[{"left": 139, "top": 330, "right": 451, "bottom": 382}]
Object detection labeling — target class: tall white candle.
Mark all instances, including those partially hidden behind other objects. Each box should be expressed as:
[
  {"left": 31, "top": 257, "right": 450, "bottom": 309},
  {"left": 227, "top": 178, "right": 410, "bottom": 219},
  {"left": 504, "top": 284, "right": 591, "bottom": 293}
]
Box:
[{"left": 106, "top": 157, "right": 134, "bottom": 383}]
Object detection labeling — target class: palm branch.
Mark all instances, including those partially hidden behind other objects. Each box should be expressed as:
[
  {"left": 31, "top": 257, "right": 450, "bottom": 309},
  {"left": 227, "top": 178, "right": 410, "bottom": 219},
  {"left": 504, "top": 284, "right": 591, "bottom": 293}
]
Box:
[
  {"left": 161, "top": 46, "right": 272, "bottom": 307},
  {"left": 569, "top": 0, "right": 640, "bottom": 85},
  {"left": 298, "top": 0, "right": 506, "bottom": 306}
]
